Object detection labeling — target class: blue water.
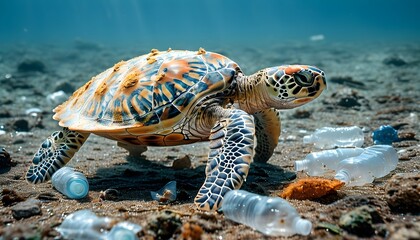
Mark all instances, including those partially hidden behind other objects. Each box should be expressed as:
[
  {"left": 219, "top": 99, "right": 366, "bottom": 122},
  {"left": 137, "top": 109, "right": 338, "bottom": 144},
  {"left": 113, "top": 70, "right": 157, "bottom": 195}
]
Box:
[{"left": 1, "top": 0, "right": 420, "bottom": 48}]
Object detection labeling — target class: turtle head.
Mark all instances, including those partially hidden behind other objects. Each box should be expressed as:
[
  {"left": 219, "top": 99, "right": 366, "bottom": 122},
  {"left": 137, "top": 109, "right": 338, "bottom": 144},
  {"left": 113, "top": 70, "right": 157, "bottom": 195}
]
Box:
[{"left": 261, "top": 65, "right": 326, "bottom": 109}]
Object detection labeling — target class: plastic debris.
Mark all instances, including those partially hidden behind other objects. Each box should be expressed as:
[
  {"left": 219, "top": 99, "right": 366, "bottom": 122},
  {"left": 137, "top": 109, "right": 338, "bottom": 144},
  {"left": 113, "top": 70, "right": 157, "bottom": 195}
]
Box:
[
  {"left": 280, "top": 177, "right": 344, "bottom": 200},
  {"left": 151, "top": 181, "right": 177, "bottom": 203},
  {"left": 295, "top": 148, "right": 364, "bottom": 176},
  {"left": 56, "top": 209, "right": 142, "bottom": 240},
  {"left": 222, "top": 190, "right": 312, "bottom": 237},
  {"left": 52, "top": 167, "right": 89, "bottom": 199},
  {"left": 303, "top": 126, "right": 364, "bottom": 149},
  {"left": 372, "top": 125, "right": 399, "bottom": 145},
  {"left": 334, "top": 145, "right": 398, "bottom": 186}
]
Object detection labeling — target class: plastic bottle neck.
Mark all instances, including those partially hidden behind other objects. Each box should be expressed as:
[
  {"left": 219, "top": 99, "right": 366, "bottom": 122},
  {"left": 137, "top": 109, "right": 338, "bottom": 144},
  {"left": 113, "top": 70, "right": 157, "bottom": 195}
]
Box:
[
  {"left": 335, "top": 169, "right": 350, "bottom": 185},
  {"left": 293, "top": 217, "right": 312, "bottom": 236},
  {"left": 294, "top": 159, "right": 310, "bottom": 171}
]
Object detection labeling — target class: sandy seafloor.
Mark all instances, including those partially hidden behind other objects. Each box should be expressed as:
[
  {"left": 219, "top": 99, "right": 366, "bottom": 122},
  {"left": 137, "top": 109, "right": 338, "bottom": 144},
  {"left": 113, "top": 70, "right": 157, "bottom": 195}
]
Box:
[{"left": 0, "top": 41, "right": 419, "bottom": 239}]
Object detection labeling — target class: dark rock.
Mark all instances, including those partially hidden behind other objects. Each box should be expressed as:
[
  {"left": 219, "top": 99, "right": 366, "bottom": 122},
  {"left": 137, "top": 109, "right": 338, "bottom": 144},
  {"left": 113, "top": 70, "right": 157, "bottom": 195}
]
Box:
[
  {"left": 0, "top": 148, "right": 12, "bottom": 168},
  {"left": 0, "top": 109, "right": 12, "bottom": 118},
  {"left": 329, "top": 75, "right": 366, "bottom": 89},
  {"left": 172, "top": 155, "right": 192, "bottom": 169},
  {"left": 385, "top": 173, "right": 420, "bottom": 213},
  {"left": 292, "top": 109, "right": 311, "bottom": 119},
  {"left": 339, "top": 205, "right": 382, "bottom": 237},
  {"left": 323, "top": 88, "right": 370, "bottom": 110},
  {"left": 1, "top": 188, "right": 26, "bottom": 206},
  {"left": 383, "top": 56, "right": 407, "bottom": 66},
  {"left": 145, "top": 210, "right": 182, "bottom": 239},
  {"left": 54, "top": 81, "right": 75, "bottom": 94},
  {"left": 337, "top": 96, "right": 361, "bottom": 108},
  {"left": 10, "top": 119, "right": 30, "bottom": 132},
  {"left": 99, "top": 188, "right": 120, "bottom": 201},
  {"left": 17, "top": 59, "right": 46, "bottom": 73},
  {"left": 11, "top": 198, "right": 42, "bottom": 219}
]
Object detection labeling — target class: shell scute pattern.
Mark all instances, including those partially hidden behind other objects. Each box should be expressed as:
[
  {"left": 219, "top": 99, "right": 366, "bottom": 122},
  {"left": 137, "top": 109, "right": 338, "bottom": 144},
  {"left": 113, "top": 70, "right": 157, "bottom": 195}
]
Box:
[{"left": 53, "top": 50, "right": 238, "bottom": 133}]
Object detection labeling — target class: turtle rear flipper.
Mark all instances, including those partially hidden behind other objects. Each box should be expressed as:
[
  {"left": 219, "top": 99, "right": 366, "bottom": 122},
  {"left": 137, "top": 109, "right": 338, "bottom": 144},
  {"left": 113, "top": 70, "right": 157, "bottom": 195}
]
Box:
[
  {"left": 26, "top": 128, "right": 89, "bottom": 183},
  {"left": 194, "top": 109, "right": 255, "bottom": 211}
]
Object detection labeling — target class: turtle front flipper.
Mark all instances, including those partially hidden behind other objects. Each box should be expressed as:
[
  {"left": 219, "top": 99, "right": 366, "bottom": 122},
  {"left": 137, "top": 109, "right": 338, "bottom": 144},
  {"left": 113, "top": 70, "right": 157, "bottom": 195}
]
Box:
[
  {"left": 194, "top": 109, "right": 255, "bottom": 211},
  {"left": 26, "top": 128, "right": 89, "bottom": 183},
  {"left": 253, "top": 108, "right": 281, "bottom": 163}
]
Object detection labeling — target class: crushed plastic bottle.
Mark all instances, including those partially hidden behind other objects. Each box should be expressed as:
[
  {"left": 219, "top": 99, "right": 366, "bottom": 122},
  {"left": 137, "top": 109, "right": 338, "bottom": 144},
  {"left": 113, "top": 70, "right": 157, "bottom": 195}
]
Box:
[
  {"left": 303, "top": 126, "right": 364, "bottom": 149},
  {"left": 56, "top": 209, "right": 142, "bottom": 240},
  {"left": 52, "top": 167, "right": 89, "bottom": 199},
  {"left": 334, "top": 145, "right": 398, "bottom": 186},
  {"left": 222, "top": 190, "right": 312, "bottom": 237},
  {"left": 372, "top": 125, "right": 399, "bottom": 145},
  {"left": 295, "top": 148, "right": 365, "bottom": 176},
  {"left": 150, "top": 181, "right": 177, "bottom": 203}
]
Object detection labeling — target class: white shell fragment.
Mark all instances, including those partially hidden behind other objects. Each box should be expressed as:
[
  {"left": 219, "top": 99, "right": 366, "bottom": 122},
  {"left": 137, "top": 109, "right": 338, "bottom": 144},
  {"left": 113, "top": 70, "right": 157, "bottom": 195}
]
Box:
[
  {"left": 150, "top": 181, "right": 177, "bottom": 203},
  {"left": 46, "top": 90, "right": 68, "bottom": 106}
]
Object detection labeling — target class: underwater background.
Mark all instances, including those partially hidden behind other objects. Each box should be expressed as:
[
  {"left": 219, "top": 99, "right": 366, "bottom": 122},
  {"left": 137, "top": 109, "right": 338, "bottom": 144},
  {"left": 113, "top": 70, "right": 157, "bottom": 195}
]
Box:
[{"left": 2, "top": 0, "right": 420, "bottom": 48}]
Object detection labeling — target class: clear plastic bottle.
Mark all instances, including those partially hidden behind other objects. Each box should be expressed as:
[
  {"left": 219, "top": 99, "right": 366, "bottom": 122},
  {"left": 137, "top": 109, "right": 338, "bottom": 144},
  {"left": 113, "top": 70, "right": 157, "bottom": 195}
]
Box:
[
  {"left": 108, "top": 221, "right": 142, "bottom": 240},
  {"left": 55, "top": 209, "right": 113, "bottom": 240},
  {"left": 295, "top": 148, "right": 364, "bottom": 176},
  {"left": 334, "top": 145, "right": 398, "bottom": 186},
  {"left": 51, "top": 167, "right": 89, "bottom": 199},
  {"left": 222, "top": 190, "right": 312, "bottom": 237},
  {"left": 55, "top": 209, "right": 142, "bottom": 240},
  {"left": 303, "top": 126, "right": 364, "bottom": 149}
]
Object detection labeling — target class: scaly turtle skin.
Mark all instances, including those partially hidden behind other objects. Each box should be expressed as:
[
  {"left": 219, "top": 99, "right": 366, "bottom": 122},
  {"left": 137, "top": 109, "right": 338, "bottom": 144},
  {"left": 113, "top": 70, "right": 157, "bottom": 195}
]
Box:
[{"left": 26, "top": 48, "right": 326, "bottom": 211}]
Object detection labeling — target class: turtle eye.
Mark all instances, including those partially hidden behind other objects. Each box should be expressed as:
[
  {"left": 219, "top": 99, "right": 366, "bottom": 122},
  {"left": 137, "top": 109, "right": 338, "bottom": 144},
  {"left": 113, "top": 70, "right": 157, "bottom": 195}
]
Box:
[{"left": 294, "top": 71, "right": 314, "bottom": 87}]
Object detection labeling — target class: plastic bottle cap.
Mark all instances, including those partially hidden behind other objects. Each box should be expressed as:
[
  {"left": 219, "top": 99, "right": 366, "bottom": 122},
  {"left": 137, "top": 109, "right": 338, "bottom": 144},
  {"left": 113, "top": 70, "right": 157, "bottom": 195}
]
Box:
[
  {"left": 295, "top": 218, "right": 312, "bottom": 236},
  {"left": 68, "top": 179, "right": 88, "bottom": 198}
]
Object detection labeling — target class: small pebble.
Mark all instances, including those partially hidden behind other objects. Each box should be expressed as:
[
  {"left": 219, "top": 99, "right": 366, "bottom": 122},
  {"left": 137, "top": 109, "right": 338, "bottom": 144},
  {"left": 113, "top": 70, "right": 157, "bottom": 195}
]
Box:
[
  {"left": 1, "top": 188, "right": 26, "bottom": 206},
  {"left": 145, "top": 210, "right": 182, "bottom": 239},
  {"left": 99, "top": 188, "right": 120, "bottom": 201},
  {"left": 172, "top": 155, "right": 191, "bottom": 169},
  {"left": 181, "top": 222, "right": 204, "bottom": 240},
  {"left": 11, "top": 198, "right": 42, "bottom": 220},
  {"left": 11, "top": 119, "right": 30, "bottom": 132},
  {"left": 0, "top": 148, "right": 12, "bottom": 168}
]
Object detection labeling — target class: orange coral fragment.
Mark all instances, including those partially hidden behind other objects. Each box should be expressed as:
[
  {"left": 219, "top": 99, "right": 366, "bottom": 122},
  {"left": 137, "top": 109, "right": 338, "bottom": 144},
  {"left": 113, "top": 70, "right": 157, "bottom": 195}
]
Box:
[{"left": 279, "top": 177, "right": 344, "bottom": 200}]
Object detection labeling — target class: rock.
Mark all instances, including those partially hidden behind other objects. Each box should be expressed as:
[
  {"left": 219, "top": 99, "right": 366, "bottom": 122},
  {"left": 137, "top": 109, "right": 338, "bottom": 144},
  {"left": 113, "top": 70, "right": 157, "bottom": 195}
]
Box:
[
  {"left": 383, "top": 56, "right": 407, "bottom": 66},
  {"left": 1, "top": 189, "right": 26, "bottom": 206},
  {"left": 54, "top": 81, "right": 75, "bottom": 94},
  {"left": 0, "top": 109, "right": 11, "bottom": 118},
  {"left": 339, "top": 205, "right": 383, "bottom": 237},
  {"left": 0, "top": 148, "right": 12, "bottom": 168},
  {"left": 323, "top": 88, "right": 370, "bottom": 110},
  {"left": 388, "top": 222, "right": 420, "bottom": 240},
  {"left": 10, "top": 119, "right": 30, "bottom": 132},
  {"left": 337, "top": 96, "right": 361, "bottom": 108},
  {"left": 385, "top": 173, "right": 420, "bottom": 213},
  {"left": 292, "top": 109, "right": 311, "bottom": 119},
  {"left": 329, "top": 75, "right": 366, "bottom": 89},
  {"left": 99, "top": 188, "right": 120, "bottom": 201},
  {"left": 172, "top": 155, "right": 192, "bottom": 169},
  {"left": 17, "top": 59, "right": 46, "bottom": 73},
  {"left": 145, "top": 210, "right": 182, "bottom": 239},
  {"left": 11, "top": 198, "right": 42, "bottom": 220}
]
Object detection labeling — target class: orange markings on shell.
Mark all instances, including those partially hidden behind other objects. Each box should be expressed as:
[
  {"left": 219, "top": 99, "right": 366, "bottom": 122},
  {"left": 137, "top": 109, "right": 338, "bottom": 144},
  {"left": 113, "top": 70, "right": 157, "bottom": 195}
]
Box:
[
  {"left": 113, "top": 61, "right": 126, "bottom": 72},
  {"left": 279, "top": 177, "right": 344, "bottom": 200},
  {"left": 147, "top": 57, "right": 157, "bottom": 64},
  {"left": 284, "top": 66, "right": 302, "bottom": 75},
  {"left": 197, "top": 47, "right": 206, "bottom": 55},
  {"left": 123, "top": 69, "right": 141, "bottom": 88},
  {"left": 95, "top": 82, "right": 108, "bottom": 96}
]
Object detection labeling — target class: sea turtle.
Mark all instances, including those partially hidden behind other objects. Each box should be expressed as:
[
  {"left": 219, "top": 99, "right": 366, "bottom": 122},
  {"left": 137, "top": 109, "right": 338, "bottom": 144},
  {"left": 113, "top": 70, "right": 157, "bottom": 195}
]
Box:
[{"left": 26, "top": 48, "right": 326, "bottom": 210}]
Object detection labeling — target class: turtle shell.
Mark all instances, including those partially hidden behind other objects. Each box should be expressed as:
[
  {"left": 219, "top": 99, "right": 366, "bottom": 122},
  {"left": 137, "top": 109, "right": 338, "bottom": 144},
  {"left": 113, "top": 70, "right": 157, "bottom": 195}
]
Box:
[{"left": 53, "top": 49, "right": 239, "bottom": 135}]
